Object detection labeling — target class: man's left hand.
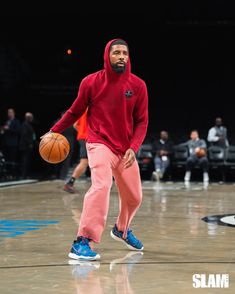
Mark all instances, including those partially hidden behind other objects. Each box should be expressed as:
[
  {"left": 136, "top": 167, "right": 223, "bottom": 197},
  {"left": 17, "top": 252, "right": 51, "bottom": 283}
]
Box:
[{"left": 123, "top": 148, "right": 136, "bottom": 169}]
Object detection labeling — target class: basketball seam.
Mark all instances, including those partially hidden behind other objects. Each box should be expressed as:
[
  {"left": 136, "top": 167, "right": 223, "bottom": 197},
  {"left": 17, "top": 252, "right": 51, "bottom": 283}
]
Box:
[
  {"left": 48, "top": 139, "right": 57, "bottom": 162},
  {"left": 39, "top": 137, "right": 54, "bottom": 151}
]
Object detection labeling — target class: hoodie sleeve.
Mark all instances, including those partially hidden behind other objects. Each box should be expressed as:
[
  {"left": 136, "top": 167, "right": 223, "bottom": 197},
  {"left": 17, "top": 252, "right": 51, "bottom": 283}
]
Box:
[
  {"left": 130, "top": 81, "right": 149, "bottom": 153},
  {"left": 51, "top": 77, "right": 90, "bottom": 133}
]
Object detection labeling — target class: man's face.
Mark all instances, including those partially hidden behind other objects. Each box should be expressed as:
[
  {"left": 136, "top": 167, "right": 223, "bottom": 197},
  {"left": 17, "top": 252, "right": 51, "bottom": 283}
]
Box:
[
  {"left": 215, "top": 118, "right": 222, "bottom": 126},
  {"left": 25, "top": 113, "right": 33, "bottom": 122},
  {"left": 8, "top": 109, "right": 15, "bottom": 119},
  {"left": 160, "top": 131, "right": 168, "bottom": 141},
  {"left": 109, "top": 44, "right": 129, "bottom": 73},
  {"left": 191, "top": 131, "right": 198, "bottom": 140}
]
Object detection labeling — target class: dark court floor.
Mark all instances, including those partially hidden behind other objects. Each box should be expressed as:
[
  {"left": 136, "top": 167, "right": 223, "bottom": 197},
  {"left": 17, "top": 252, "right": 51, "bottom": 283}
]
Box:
[{"left": 1, "top": 179, "right": 235, "bottom": 293}]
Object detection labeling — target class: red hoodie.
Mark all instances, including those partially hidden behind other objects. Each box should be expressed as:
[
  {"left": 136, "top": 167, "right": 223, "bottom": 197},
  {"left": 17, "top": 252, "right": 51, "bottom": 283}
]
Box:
[{"left": 51, "top": 38, "right": 148, "bottom": 155}]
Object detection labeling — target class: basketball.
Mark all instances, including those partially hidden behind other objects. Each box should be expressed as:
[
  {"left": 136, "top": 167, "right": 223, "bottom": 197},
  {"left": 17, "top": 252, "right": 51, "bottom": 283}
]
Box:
[
  {"left": 39, "top": 132, "right": 70, "bottom": 164},
  {"left": 196, "top": 148, "right": 206, "bottom": 158}
]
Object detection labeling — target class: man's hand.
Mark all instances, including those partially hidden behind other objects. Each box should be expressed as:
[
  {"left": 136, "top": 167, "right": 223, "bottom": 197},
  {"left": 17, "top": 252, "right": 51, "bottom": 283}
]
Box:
[
  {"left": 40, "top": 130, "right": 53, "bottom": 140},
  {"left": 195, "top": 147, "right": 200, "bottom": 153},
  {"left": 123, "top": 148, "right": 136, "bottom": 169}
]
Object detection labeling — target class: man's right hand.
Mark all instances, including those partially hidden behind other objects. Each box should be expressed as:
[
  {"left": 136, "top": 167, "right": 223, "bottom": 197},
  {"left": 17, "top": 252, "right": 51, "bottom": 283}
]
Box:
[{"left": 40, "top": 130, "right": 53, "bottom": 139}]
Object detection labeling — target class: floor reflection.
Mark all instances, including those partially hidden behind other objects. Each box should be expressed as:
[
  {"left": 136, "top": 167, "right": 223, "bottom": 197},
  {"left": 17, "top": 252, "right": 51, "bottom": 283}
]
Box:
[
  {"left": 110, "top": 252, "right": 144, "bottom": 294},
  {"left": 69, "top": 251, "right": 144, "bottom": 294},
  {"left": 69, "top": 260, "right": 102, "bottom": 294}
]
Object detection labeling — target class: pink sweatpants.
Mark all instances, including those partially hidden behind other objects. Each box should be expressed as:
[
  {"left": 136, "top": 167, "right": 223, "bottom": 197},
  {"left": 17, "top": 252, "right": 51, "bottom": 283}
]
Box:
[{"left": 77, "top": 143, "right": 142, "bottom": 243}]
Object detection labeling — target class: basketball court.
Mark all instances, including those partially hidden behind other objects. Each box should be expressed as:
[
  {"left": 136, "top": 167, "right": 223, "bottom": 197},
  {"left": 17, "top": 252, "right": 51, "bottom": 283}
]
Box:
[{"left": 1, "top": 179, "right": 235, "bottom": 293}]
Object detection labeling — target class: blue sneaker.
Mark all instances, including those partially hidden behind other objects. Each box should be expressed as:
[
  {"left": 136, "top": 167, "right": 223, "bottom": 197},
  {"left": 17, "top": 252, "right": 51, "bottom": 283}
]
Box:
[
  {"left": 110, "top": 224, "right": 144, "bottom": 251},
  {"left": 68, "top": 237, "right": 100, "bottom": 261}
]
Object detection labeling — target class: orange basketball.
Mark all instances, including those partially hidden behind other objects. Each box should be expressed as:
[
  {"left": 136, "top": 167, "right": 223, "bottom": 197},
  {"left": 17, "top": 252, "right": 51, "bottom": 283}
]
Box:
[
  {"left": 39, "top": 132, "right": 70, "bottom": 164},
  {"left": 196, "top": 148, "right": 206, "bottom": 158}
]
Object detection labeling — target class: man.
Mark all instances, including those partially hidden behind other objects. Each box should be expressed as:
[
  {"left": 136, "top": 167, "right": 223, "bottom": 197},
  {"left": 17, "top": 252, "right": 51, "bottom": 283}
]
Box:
[
  {"left": 207, "top": 117, "right": 229, "bottom": 148},
  {"left": 1, "top": 108, "right": 21, "bottom": 164},
  {"left": 182, "top": 129, "right": 209, "bottom": 184},
  {"left": 63, "top": 109, "right": 89, "bottom": 193},
  {"left": 42, "top": 39, "right": 148, "bottom": 260},
  {"left": 19, "top": 112, "right": 37, "bottom": 179},
  {"left": 152, "top": 130, "right": 174, "bottom": 181}
]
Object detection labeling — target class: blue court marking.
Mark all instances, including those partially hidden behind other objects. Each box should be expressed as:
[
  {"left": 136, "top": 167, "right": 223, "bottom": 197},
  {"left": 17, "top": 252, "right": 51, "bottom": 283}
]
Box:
[{"left": 0, "top": 220, "right": 59, "bottom": 238}]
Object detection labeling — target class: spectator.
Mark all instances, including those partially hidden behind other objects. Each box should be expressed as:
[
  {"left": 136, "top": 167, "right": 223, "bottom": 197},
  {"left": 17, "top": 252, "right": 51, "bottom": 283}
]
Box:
[
  {"left": 181, "top": 129, "right": 209, "bottom": 184},
  {"left": 19, "top": 112, "right": 37, "bottom": 179},
  {"left": 152, "top": 130, "right": 174, "bottom": 181},
  {"left": 0, "top": 115, "right": 4, "bottom": 152},
  {"left": 207, "top": 117, "right": 229, "bottom": 148},
  {"left": 0, "top": 108, "right": 21, "bottom": 164}
]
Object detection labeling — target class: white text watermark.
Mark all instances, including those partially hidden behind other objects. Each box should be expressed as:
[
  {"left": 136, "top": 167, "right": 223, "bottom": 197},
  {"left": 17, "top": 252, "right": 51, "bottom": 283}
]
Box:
[{"left": 192, "top": 274, "right": 229, "bottom": 288}]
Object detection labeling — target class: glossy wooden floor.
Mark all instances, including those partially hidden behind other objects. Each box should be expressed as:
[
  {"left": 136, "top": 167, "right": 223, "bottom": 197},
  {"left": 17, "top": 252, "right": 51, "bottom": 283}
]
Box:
[{"left": 1, "top": 179, "right": 235, "bottom": 293}]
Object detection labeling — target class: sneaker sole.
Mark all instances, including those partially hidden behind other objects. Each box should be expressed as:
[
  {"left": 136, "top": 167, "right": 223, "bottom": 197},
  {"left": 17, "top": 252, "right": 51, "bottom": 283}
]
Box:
[
  {"left": 68, "top": 252, "right": 101, "bottom": 261},
  {"left": 110, "top": 230, "right": 144, "bottom": 251}
]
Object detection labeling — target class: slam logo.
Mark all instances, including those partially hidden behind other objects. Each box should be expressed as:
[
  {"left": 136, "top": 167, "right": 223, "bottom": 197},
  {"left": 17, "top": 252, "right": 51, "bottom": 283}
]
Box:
[
  {"left": 125, "top": 90, "right": 133, "bottom": 99},
  {"left": 202, "top": 214, "right": 235, "bottom": 227},
  {"left": 192, "top": 274, "right": 229, "bottom": 288}
]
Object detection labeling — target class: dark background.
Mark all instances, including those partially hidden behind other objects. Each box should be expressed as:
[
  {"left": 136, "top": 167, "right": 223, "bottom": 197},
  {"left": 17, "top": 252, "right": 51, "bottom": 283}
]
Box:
[{"left": 1, "top": 2, "right": 235, "bottom": 145}]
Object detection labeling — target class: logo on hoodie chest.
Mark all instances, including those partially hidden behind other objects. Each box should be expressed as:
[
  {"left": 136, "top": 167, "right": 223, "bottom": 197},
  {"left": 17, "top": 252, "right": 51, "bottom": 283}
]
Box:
[{"left": 124, "top": 89, "right": 133, "bottom": 99}]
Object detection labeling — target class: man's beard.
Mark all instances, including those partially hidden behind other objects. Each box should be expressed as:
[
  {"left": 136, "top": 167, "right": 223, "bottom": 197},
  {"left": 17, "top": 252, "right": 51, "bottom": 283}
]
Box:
[{"left": 111, "top": 63, "right": 126, "bottom": 73}]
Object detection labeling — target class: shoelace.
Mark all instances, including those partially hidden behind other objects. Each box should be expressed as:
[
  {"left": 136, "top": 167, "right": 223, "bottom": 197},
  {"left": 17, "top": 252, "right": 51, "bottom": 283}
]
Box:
[
  {"left": 81, "top": 237, "right": 89, "bottom": 244},
  {"left": 115, "top": 226, "right": 140, "bottom": 246},
  {"left": 77, "top": 237, "right": 91, "bottom": 250}
]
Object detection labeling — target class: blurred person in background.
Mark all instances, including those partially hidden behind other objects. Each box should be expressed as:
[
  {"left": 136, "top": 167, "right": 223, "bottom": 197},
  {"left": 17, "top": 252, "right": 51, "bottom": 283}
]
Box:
[
  {"left": 1, "top": 108, "right": 21, "bottom": 164},
  {"left": 63, "top": 108, "right": 89, "bottom": 193},
  {"left": 19, "top": 112, "right": 37, "bottom": 179},
  {"left": 152, "top": 130, "right": 174, "bottom": 182},
  {"left": 53, "top": 110, "right": 77, "bottom": 181},
  {"left": 207, "top": 117, "right": 229, "bottom": 148},
  {"left": 182, "top": 129, "right": 209, "bottom": 184}
]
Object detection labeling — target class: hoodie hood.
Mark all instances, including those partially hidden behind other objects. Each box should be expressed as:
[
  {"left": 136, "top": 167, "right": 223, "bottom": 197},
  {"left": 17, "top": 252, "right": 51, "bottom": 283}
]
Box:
[{"left": 103, "top": 38, "right": 131, "bottom": 81}]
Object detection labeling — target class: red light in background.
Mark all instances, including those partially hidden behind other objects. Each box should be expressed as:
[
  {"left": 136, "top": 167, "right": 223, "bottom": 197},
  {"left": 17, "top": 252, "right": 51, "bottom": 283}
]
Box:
[{"left": 67, "top": 49, "right": 72, "bottom": 55}]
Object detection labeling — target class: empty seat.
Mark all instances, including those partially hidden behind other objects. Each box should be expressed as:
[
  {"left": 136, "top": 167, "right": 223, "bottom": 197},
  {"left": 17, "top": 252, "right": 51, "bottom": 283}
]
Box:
[
  {"left": 207, "top": 146, "right": 225, "bottom": 164},
  {"left": 137, "top": 143, "right": 154, "bottom": 179},
  {"left": 224, "top": 146, "right": 235, "bottom": 165},
  {"left": 207, "top": 146, "right": 225, "bottom": 181},
  {"left": 172, "top": 144, "right": 189, "bottom": 168},
  {"left": 137, "top": 144, "right": 154, "bottom": 159},
  {"left": 224, "top": 146, "right": 235, "bottom": 180}
]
